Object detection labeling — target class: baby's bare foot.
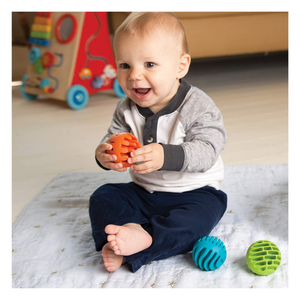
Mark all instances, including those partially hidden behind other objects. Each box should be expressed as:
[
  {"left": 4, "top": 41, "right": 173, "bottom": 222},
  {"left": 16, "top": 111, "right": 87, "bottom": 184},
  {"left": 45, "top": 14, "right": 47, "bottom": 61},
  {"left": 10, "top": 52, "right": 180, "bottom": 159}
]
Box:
[
  {"left": 102, "top": 243, "right": 125, "bottom": 272},
  {"left": 105, "top": 223, "right": 152, "bottom": 256}
]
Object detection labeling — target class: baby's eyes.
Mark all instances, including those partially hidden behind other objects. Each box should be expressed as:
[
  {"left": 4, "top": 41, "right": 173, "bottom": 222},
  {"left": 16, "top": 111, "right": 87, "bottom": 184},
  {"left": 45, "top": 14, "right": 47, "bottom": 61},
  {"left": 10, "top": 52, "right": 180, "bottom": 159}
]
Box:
[
  {"left": 118, "top": 62, "right": 156, "bottom": 69},
  {"left": 144, "top": 62, "right": 155, "bottom": 68},
  {"left": 119, "top": 63, "right": 130, "bottom": 69}
]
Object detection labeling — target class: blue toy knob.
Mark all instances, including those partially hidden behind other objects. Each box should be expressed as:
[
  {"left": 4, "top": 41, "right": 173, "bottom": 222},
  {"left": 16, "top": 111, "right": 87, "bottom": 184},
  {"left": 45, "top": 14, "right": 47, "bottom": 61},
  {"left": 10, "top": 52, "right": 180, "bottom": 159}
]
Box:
[{"left": 192, "top": 236, "right": 227, "bottom": 271}]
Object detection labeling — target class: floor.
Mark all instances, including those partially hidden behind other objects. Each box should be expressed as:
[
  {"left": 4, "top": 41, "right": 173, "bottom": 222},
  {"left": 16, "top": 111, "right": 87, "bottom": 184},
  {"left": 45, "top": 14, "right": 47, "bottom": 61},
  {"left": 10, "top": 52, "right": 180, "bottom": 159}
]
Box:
[{"left": 12, "top": 52, "right": 288, "bottom": 224}]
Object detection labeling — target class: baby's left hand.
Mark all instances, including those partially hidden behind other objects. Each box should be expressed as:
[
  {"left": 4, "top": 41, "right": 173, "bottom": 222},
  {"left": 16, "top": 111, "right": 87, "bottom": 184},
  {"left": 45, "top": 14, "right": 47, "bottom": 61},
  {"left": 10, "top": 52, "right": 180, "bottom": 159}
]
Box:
[{"left": 128, "top": 143, "right": 164, "bottom": 174}]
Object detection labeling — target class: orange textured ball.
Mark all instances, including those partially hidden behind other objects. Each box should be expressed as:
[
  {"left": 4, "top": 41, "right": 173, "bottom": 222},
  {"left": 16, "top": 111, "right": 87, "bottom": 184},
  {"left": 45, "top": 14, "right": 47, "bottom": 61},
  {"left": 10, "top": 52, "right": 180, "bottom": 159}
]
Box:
[{"left": 106, "top": 133, "right": 142, "bottom": 167}]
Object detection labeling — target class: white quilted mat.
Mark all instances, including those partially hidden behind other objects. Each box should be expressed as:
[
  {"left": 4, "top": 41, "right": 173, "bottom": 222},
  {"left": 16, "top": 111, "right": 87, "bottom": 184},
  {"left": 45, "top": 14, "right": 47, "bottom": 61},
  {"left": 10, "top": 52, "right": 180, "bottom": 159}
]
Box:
[{"left": 12, "top": 165, "right": 288, "bottom": 288}]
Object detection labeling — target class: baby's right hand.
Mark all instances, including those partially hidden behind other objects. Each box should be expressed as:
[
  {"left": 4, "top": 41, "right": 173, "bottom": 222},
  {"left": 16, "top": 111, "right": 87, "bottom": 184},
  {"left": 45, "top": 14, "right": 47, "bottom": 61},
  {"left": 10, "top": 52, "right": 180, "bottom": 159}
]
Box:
[{"left": 96, "top": 135, "right": 128, "bottom": 172}]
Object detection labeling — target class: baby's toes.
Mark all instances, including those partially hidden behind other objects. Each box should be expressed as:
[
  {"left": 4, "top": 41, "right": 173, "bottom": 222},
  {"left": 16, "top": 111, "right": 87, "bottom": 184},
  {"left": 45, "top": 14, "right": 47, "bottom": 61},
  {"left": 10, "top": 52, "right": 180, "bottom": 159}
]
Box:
[
  {"left": 110, "top": 240, "right": 117, "bottom": 247},
  {"left": 114, "top": 249, "right": 121, "bottom": 255},
  {"left": 103, "top": 256, "right": 113, "bottom": 262},
  {"left": 104, "top": 262, "right": 112, "bottom": 270},
  {"left": 107, "top": 235, "right": 115, "bottom": 242},
  {"left": 112, "top": 244, "right": 119, "bottom": 251}
]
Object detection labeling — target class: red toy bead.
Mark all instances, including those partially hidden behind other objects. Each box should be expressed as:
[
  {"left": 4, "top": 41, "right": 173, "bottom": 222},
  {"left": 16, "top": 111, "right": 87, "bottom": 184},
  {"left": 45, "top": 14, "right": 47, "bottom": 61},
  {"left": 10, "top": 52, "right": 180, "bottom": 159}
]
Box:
[
  {"left": 106, "top": 133, "right": 142, "bottom": 167},
  {"left": 41, "top": 52, "right": 54, "bottom": 68}
]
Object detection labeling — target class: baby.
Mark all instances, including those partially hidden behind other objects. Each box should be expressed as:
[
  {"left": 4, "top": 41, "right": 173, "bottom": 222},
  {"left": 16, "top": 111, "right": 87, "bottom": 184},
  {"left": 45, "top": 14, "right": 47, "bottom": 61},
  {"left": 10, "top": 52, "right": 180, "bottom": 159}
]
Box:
[{"left": 89, "top": 12, "right": 227, "bottom": 273}]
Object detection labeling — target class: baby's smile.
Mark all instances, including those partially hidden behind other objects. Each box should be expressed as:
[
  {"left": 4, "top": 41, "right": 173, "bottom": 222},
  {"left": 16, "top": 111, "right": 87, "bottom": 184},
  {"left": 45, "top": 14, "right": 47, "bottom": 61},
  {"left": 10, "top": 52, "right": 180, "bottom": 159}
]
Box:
[{"left": 132, "top": 88, "right": 152, "bottom": 100}]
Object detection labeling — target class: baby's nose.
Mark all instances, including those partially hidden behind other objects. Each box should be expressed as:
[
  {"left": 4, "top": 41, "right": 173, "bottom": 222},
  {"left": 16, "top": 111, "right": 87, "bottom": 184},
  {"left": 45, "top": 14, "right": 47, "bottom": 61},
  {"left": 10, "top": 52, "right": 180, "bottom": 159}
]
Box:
[{"left": 128, "top": 68, "right": 143, "bottom": 81}]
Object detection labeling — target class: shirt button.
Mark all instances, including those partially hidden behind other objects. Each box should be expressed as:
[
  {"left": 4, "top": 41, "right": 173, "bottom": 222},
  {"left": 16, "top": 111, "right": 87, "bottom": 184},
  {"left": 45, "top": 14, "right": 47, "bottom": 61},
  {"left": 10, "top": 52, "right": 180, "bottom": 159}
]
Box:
[{"left": 147, "top": 136, "right": 154, "bottom": 143}]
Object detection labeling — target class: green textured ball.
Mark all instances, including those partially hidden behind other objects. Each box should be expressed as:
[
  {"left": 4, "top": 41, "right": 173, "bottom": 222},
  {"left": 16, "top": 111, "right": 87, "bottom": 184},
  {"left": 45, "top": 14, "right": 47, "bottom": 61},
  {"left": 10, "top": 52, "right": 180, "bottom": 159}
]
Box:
[{"left": 246, "top": 240, "right": 281, "bottom": 276}]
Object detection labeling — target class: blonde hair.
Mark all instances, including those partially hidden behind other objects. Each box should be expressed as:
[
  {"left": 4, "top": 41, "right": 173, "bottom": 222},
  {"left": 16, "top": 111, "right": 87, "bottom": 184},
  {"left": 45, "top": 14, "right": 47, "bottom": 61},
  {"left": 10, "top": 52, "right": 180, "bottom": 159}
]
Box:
[{"left": 114, "top": 12, "right": 189, "bottom": 55}]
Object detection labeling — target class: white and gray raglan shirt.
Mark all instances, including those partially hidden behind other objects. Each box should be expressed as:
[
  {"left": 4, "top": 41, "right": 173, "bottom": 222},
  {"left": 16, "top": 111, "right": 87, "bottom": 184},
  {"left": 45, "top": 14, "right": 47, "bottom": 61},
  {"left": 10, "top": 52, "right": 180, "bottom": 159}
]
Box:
[{"left": 96, "top": 79, "right": 227, "bottom": 193}]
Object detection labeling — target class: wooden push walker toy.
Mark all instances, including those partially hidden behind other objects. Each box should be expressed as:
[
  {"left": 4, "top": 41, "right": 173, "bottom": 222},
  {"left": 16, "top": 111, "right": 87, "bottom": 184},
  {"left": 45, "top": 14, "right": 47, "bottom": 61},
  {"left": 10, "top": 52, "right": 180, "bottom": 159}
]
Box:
[
  {"left": 106, "top": 133, "right": 142, "bottom": 168},
  {"left": 21, "top": 12, "right": 126, "bottom": 110}
]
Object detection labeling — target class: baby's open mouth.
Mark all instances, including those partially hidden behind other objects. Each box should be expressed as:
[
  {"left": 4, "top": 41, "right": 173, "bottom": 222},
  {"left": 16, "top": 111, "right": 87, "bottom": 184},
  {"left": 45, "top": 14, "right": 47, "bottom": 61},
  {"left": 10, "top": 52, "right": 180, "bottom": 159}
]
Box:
[
  {"left": 132, "top": 88, "right": 151, "bottom": 100},
  {"left": 135, "top": 88, "right": 151, "bottom": 95}
]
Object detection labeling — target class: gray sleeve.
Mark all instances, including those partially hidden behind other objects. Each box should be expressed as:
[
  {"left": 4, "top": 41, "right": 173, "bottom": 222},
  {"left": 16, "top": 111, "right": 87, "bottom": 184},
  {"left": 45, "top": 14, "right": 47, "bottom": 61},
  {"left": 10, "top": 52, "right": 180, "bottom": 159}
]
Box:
[
  {"left": 99, "top": 97, "right": 132, "bottom": 144},
  {"left": 95, "top": 97, "right": 132, "bottom": 170},
  {"left": 180, "top": 87, "right": 227, "bottom": 172},
  {"left": 159, "top": 144, "right": 184, "bottom": 171}
]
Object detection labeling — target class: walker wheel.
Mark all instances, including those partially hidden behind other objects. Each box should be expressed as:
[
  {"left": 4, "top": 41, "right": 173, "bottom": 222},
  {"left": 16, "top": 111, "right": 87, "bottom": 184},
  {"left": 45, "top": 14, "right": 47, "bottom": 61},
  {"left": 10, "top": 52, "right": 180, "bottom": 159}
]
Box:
[
  {"left": 20, "top": 85, "right": 38, "bottom": 100},
  {"left": 67, "top": 85, "right": 89, "bottom": 110}
]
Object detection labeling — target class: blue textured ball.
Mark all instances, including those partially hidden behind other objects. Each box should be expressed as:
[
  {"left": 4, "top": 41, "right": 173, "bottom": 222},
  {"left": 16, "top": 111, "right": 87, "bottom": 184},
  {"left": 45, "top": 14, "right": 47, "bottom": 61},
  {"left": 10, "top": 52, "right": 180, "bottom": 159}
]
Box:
[{"left": 192, "top": 236, "right": 227, "bottom": 271}]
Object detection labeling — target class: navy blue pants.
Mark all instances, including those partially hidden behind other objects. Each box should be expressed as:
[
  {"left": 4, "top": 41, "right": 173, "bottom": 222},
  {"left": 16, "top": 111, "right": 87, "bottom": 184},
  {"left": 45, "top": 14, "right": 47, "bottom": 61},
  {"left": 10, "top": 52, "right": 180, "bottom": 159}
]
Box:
[{"left": 89, "top": 182, "right": 227, "bottom": 272}]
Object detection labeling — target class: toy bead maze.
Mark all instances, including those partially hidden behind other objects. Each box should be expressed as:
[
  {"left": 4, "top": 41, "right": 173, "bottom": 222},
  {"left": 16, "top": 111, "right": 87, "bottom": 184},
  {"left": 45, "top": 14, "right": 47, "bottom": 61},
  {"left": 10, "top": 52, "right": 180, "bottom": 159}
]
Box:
[{"left": 21, "top": 12, "right": 126, "bottom": 110}]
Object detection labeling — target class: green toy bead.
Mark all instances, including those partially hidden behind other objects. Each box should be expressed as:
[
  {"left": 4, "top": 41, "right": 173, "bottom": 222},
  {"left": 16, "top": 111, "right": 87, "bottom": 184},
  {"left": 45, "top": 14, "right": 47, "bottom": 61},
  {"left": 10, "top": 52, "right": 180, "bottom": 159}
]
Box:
[
  {"left": 33, "top": 58, "right": 44, "bottom": 74},
  {"left": 246, "top": 240, "right": 281, "bottom": 276}
]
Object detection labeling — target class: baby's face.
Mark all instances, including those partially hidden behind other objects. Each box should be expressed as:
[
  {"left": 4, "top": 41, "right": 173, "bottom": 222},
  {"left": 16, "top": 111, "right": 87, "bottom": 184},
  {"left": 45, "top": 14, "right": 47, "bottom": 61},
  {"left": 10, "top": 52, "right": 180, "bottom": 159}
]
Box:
[{"left": 114, "top": 29, "right": 184, "bottom": 113}]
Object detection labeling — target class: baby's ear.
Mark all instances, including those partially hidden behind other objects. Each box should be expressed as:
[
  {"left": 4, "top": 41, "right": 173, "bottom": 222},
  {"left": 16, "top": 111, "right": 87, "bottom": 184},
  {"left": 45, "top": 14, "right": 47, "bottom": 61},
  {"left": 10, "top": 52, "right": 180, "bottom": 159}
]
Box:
[{"left": 177, "top": 54, "right": 191, "bottom": 79}]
